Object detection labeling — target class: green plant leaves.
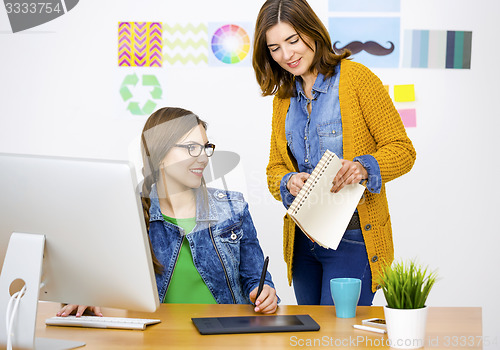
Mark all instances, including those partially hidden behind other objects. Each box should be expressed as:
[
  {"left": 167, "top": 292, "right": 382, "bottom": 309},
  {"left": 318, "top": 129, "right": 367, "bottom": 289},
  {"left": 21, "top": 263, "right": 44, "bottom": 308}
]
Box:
[{"left": 378, "top": 259, "right": 437, "bottom": 309}]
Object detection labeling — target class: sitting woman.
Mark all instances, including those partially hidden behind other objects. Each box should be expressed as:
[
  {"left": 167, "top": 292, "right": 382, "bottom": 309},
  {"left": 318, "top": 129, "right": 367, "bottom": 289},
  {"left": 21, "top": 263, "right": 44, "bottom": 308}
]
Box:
[{"left": 58, "top": 107, "right": 278, "bottom": 317}]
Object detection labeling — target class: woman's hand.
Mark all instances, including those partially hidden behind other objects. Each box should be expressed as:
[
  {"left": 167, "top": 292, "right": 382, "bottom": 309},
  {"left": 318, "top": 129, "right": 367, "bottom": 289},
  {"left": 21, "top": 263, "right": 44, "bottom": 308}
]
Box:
[
  {"left": 331, "top": 160, "right": 368, "bottom": 193},
  {"left": 287, "top": 172, "right": 310, "bottom": 196},
  {"left": 249, "top": 285, "right": 278, "bottom": 314},
  {"left": 56, "top": 304, "right": 102, "bottom": 317}
]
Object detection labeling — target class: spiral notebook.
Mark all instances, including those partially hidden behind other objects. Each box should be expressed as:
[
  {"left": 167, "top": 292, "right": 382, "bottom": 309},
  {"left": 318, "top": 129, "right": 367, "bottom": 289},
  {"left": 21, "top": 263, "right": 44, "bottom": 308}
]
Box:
[{"left": 287, "top": 150, "right": 365, "bottom": 250}]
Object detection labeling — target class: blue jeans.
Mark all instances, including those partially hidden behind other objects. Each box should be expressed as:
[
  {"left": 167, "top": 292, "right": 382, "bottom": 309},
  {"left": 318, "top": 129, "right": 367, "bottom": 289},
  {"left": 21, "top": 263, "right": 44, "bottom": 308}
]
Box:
[{"left": 292, "top": 227, "right": 375, "bottom": 305}]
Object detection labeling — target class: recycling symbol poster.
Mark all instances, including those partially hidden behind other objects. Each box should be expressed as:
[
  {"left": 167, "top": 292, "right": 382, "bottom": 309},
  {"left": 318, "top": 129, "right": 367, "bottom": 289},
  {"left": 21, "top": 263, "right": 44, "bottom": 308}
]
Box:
[{"left": 119, "top": 72, "right": 163, "bottom": 117}]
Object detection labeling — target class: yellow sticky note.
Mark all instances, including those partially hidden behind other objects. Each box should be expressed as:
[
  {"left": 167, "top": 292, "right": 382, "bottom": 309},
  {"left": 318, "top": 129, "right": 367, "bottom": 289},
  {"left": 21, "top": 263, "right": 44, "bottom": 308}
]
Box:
[{"left": 394, "top": 84, "right": 415, "bottom": 102}]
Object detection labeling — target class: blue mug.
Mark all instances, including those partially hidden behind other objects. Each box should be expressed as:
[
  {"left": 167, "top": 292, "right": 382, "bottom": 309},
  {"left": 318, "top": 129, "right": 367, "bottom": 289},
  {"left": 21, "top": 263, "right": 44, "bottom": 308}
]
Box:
[{"left": 330, "top": 278, "right": 361, "bottom": 318}]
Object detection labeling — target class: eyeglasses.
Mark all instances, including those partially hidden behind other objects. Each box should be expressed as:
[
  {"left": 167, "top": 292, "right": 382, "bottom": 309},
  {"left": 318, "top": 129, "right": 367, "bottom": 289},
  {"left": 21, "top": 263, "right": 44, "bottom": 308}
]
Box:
[{"left": 174, "top": 143, "right": 215, "bottom": 157}]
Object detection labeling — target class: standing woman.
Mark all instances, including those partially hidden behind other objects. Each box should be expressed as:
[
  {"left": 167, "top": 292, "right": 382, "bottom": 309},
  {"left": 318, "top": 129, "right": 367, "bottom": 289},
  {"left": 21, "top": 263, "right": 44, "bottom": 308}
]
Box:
[{"left": 252, "top": 0, "right": 416, "bottom": 305}]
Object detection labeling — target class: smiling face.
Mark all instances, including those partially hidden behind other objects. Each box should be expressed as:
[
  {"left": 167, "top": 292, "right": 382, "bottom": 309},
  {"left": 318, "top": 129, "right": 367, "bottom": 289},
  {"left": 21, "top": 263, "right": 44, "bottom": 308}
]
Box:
[
  {"left": 265, "top": 22, "right": 316, "bottom": 80},
  {"left": 160, "top": 124, "right": 209, "bottom": 194}
]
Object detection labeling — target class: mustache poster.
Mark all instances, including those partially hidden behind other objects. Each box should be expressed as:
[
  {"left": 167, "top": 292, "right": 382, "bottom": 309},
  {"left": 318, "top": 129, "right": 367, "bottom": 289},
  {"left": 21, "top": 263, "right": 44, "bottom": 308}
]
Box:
[
  {"left": 333, "top": 41, "right": 395, "bottom": 56},
  {"left": 329, "top": 17, "right": 400, "bottom": 68}
]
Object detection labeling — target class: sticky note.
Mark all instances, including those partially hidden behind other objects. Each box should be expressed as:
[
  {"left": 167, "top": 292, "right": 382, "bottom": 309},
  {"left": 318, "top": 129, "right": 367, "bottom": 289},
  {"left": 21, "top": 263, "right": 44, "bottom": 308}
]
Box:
[
  {"left": 398, "top": 109, "right": 417, "bottom": 128},
  {"left": 394, "top": 84, "right": 415, "bottom": 102}
]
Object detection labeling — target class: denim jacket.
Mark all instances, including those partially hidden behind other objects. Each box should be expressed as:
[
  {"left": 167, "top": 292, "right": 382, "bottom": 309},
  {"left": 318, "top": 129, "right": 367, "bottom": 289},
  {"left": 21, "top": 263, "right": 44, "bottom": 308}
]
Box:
[
  {"left": 148, "top": 185, "right": 275, "bottom": 304},
  {"left": 280, "top": 69, "right": 382, "bottom": 209}
]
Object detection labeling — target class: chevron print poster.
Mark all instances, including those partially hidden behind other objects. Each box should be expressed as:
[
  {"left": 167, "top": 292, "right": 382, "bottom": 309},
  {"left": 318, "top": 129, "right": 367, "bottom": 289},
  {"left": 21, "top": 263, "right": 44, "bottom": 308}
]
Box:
[
  {"left": 118, "top": 22, "right": 162, "bottom": 67},
  {"left": 163, "top": 23, "right": 208, "bottom": 66}
]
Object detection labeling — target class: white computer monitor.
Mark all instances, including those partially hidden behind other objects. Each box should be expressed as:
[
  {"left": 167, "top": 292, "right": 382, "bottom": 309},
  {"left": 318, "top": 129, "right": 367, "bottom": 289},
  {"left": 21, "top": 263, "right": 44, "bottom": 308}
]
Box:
[{"left": 0, "top": 153, "right": 159, "bottom": 349}]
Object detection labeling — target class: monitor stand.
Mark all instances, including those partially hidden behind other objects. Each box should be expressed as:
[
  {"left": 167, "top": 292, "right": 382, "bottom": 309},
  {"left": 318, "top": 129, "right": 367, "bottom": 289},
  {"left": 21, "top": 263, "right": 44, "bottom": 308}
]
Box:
[{"left": 0, "top": 233, "right": 85, "bottom": 350}]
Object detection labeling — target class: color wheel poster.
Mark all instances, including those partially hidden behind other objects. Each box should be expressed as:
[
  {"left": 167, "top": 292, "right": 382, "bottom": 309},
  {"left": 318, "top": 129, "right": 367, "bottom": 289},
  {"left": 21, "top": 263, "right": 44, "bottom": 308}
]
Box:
[{"left": 208, "top": 22, "right": 253, "bottom": 67}]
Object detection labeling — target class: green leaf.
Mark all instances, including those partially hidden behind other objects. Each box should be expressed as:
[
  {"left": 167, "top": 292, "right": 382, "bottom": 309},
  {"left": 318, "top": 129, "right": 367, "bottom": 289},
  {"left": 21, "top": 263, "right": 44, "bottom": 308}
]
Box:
[{"left": 377, "top": 259, "right": 438, "bottom": 309}]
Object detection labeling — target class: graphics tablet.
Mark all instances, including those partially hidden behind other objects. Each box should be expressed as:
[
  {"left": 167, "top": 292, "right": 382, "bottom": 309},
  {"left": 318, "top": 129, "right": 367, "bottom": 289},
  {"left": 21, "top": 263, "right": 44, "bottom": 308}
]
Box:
[{"left": 192, "top": 314, "right": 320, "bottom": 335}]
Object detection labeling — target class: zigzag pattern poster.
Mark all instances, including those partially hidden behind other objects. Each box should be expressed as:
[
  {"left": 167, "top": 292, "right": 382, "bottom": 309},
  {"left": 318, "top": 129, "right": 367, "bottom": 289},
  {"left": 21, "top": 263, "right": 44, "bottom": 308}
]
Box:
[
  {"left": 163, "top": 23, "right": 208, "bottom": 66},
  {"left": 118, "top": 22, "right": 162, "bottom": 67}
]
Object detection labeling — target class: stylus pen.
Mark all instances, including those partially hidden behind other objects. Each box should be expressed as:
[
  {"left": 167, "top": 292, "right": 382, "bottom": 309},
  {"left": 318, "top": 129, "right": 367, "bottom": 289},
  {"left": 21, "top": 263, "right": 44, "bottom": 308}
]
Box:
[
  {"left": 254, "top": 256, "right": 269, "bottom": 306},
  {"left": 352, "top": 324, "right": 387, "bottom": 334}
]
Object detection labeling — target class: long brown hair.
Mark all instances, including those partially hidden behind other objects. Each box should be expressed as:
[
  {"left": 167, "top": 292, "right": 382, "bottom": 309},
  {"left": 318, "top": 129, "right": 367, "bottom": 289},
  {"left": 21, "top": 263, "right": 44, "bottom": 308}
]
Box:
[
  {"left": 140, "top": 107, "right": 207, "bottom": 274},
  {"left": 252, "top": 0, "right": 351, "bottom": 99}
]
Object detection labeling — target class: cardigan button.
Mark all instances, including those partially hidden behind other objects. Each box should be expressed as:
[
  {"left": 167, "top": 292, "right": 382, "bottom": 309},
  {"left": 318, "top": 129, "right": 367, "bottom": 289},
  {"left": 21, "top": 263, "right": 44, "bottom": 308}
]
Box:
[
  {"left": 371, "top": 255, "right": 378, "bottom": 263},
  {"left": 364, "top": 224, "right": 372, "bottom": 231}
]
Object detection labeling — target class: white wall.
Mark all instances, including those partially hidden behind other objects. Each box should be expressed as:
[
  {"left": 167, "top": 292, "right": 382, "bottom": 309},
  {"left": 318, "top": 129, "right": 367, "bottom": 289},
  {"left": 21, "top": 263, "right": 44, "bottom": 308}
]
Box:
[{"left": 1, "top": 0, "right": 499, "bottom": 344}]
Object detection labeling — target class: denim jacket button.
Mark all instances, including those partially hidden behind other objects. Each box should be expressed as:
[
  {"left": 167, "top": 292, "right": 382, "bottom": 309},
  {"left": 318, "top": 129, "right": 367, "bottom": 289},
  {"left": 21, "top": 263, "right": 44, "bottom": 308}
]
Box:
[
  {"left": 217, "top": 192, "right": 226, "bottom": 199},
  {"left": 230, "top": 233, "right": 237, "bottom": 240}
]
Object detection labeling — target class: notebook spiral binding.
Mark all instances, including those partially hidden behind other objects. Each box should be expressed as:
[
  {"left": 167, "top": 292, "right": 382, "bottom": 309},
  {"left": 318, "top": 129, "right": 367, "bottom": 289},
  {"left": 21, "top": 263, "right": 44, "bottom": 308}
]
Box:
[{"left": 289, "top": 150, "right": 334, "bottom": 215}]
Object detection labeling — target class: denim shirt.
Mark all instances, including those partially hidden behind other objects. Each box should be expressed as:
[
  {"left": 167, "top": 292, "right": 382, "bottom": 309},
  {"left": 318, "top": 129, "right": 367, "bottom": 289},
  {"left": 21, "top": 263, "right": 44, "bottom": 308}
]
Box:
[
  {"left": 280, "top": 68, "right": 382, "bottom": 208},
  {"left": 148, "top": 185, "right": 275, "bottom": 304}
]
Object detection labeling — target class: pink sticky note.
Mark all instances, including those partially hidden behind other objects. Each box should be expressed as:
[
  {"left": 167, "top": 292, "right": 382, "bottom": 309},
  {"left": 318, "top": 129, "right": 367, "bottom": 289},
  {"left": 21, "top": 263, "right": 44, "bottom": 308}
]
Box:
[{"left": 398, "top": 109, "right": 417, "bottom": 128}]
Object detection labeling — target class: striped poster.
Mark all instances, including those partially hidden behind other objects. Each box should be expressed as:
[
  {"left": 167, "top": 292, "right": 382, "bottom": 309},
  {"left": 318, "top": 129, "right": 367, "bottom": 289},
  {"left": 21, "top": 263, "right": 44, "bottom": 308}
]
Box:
[
  {"left": 402, "top": 30, "right": 472, "bottom": 69},
  {"left": 118, "top": 22, "right": 162, "bottom": 67},
  {"left": 163, "top": 23, "right": 208, "bottom": 65}
]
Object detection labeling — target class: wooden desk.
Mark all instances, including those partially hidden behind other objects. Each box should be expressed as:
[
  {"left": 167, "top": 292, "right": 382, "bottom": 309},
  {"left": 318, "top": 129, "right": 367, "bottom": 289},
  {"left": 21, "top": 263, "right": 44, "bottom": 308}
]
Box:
[{"left": 35, "top": 302, "right": 482, "bottom": 349}]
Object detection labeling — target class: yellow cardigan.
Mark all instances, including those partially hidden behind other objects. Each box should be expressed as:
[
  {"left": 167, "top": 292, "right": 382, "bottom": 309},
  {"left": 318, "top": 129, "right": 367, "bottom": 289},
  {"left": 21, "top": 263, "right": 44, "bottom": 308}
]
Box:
[{"left": 266, "top": 59, "right": 416, "bottom": 292}]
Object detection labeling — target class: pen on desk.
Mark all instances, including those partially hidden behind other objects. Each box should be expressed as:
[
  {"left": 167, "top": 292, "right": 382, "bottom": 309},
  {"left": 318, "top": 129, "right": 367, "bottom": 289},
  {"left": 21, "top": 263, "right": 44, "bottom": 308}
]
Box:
[
  {"left": 254, "top": 256, "right": 269, "bottom": 306},
  {"left": 352, "top": 324, "right": 387, "bottom": 334}
]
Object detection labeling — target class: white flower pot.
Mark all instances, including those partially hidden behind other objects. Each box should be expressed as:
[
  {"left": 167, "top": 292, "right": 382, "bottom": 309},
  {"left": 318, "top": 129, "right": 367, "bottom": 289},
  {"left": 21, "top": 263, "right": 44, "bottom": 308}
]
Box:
[{"left": 383, "top": 306, "right": 428, "bottom": 349}]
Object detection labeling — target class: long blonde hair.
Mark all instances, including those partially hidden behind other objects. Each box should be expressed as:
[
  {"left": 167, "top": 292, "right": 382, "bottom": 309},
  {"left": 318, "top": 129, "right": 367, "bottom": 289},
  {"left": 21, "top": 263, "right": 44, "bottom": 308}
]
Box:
[{"left": 140, "top": 107, "right": 208, "bottom": 274}]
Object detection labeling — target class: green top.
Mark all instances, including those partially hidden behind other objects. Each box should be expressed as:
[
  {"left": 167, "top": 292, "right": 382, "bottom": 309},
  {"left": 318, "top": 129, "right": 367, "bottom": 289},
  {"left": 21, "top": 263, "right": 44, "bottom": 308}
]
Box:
[{"left": 162, "top": 215, "right": 216, "bottom": 304}]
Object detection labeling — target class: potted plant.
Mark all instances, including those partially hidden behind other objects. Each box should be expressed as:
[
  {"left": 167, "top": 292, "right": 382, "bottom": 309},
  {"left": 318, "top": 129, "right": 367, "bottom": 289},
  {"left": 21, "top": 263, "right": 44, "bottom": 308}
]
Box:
[{"left": 378, "top": 259, "right": 438, "bottom": 349}]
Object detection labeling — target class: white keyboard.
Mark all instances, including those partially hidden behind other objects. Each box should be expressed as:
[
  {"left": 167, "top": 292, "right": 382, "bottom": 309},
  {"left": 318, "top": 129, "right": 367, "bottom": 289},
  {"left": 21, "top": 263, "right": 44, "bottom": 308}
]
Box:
[{"left": 45, "top": 315, "right": 161, "bottom": 330}]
